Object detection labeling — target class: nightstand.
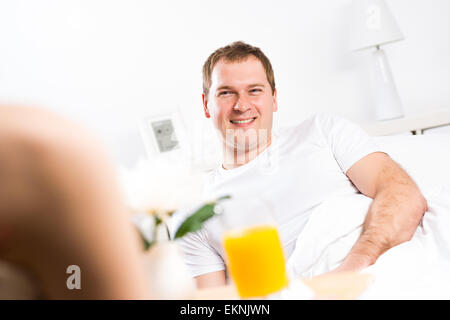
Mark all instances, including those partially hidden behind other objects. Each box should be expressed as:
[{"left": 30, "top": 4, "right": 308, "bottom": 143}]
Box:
[{"left": 362, "top": 108, "right": 450, "bottom": 136}]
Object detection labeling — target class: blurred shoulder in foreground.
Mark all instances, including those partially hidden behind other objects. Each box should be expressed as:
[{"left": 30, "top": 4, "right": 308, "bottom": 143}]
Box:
[{"left": 0, "top": 105, "right": 150, "bottom": 299}]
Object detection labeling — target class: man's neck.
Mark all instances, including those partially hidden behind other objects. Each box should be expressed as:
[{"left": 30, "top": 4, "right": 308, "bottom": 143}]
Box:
[{"left": 221, "top": 138, "right": 272, "bottom": 170}]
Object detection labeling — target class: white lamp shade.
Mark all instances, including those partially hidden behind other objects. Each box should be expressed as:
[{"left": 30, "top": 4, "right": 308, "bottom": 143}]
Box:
[{"left": 350, "top": 0, "right": 404, "bottom": 51}]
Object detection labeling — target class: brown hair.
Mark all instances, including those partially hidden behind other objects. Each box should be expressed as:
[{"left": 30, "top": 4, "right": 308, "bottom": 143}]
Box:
[{"left": 202, "top": 41, "right": 276, "bottom": 98}]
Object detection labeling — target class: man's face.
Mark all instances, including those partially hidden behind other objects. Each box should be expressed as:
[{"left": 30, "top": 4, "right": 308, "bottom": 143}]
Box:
[{"left": 202, "top": 56, "right": 277, "bottom": 152}]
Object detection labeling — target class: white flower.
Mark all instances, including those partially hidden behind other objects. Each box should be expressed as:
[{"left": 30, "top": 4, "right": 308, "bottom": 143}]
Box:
[{"left": 118, "top": 157, "right": 206, "bottom": 216}]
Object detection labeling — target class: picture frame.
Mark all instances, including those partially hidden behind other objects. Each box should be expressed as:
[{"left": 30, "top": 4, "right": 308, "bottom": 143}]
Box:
[{"left": 138, "top": 111, "right": 189, "bottom": 159}]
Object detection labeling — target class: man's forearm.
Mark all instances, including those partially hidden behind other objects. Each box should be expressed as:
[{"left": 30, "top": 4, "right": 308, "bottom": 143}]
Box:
[{"left": 338, "top": 186, "right": 427, "bottom": 272}]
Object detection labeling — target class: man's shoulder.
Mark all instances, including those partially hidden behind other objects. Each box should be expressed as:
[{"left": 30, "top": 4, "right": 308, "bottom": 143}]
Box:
[
  {"left": 276, "top": 112, "right": 349, "bottom": 138},
  {"left": 275, "top": 112, "right": 329, "bottom": 139}
]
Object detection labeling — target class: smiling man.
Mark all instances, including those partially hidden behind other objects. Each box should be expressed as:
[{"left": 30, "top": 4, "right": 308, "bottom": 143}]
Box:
[
  {"left": 202, "top": 48, "right": 277, "bottom": 169},
  {"left": 175, "top": 41, "right": 427, "bottom": 289}
]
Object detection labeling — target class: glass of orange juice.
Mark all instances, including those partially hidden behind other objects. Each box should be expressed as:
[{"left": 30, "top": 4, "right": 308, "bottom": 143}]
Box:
[{"left": 216, "top": 197, "right": 289, "bottom": 299}]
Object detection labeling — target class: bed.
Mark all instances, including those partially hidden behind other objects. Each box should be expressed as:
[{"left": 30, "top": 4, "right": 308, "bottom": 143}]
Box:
[{"left": 285, "top": 124, "right": 450, "bottom": 299}]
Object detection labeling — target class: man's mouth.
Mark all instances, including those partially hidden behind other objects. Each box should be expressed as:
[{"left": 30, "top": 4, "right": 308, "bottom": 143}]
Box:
[{"left": 230, "top": 117, "right": 257, "bottom": 125}]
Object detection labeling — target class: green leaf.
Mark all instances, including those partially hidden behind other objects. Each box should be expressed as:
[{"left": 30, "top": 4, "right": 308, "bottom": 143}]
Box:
[
  {"left": 136, "top": 214, "right": 162, "bottom": 251},
  {"left": 174, "top": 203, "right": 214, "bottom": 239},
  {"left": 174, "top": 195, "right": 231, "bottom": 239},
  {"left": 138, "top": 228, "right": 152, "bottom": 251}
]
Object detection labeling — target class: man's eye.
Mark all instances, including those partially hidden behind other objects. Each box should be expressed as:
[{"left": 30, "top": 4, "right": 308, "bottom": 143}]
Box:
[
  {"left": 219, "top": 91, "right": 233, "bottom": 96},
  {"left": 250, "top": 89, "right": 262, "bottom": 94}
]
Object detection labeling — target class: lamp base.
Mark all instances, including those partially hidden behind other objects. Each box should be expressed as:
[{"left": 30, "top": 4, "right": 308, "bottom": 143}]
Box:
[{"left": 370, "top": 48, "right": 404, "bottom": 121}]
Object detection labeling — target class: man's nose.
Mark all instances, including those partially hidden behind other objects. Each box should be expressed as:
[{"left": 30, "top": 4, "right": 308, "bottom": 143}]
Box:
[{"left": 233, "top": 95, "right": 251, "bottom": 112}]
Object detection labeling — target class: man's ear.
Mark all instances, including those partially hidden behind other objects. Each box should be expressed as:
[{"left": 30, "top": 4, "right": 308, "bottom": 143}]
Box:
[
  {"left": 272, "top": 88, "right": 278, "bottom": 112},
  {"left": 202, "top": 93, "right": 211, "bottom": 118}
]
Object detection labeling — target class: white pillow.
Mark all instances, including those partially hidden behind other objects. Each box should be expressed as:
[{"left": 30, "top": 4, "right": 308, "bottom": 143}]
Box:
[{"left": 374, "top": 134, "right": 450, "bottom": 197}]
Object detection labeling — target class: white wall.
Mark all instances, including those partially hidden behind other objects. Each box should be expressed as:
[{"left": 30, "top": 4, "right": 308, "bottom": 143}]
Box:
[{"left": 0, "top": 0, "right": 449, "bottom": 166}]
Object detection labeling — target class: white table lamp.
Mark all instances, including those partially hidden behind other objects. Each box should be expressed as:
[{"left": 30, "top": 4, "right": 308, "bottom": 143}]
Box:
[{"left": 350, "top": 0, "right": 405, "bottom": 121}]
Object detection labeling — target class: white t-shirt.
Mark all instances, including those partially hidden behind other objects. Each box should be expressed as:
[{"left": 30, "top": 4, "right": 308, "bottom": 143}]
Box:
[{"left": 171, "top": 113, "right": 384, "bottom": 278}]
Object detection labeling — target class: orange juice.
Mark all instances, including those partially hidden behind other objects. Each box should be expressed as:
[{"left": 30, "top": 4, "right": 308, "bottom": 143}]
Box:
[{"left": 223, "top": 225, "right": 289, "bottom": 298}]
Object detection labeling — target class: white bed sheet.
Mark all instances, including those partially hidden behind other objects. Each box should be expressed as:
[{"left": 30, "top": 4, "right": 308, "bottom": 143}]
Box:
[{"left": 286, "top": 134, "right": 450, "bottom": 299}]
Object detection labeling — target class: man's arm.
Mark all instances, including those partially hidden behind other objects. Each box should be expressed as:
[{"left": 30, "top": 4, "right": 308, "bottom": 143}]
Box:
[
  {"left": 195, "top": 270, "right": 227, "bottom": 289},
  {"left": 336, "top": 152, "right": 428, "bottom": 272},
  {"left": 172, "top": 226, "right": 228, "bottom": 290}
]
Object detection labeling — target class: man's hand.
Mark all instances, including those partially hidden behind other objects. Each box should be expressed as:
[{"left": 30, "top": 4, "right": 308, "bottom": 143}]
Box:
[
  {"left": 337, "top": 152, "right": 428, "bottom": 272},
  {"left": 195, "top": 270, "right": 227, "bottom": 289}
]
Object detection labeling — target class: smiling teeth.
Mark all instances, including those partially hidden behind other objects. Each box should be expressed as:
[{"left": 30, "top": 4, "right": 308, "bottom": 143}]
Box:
[{"left": 231, "top": 118, "right": 254, "bottom": 124}]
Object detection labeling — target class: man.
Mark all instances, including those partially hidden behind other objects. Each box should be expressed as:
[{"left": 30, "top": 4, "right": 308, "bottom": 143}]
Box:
[{"left": 176, "top": 41, "right": 427, "bottom": 289}]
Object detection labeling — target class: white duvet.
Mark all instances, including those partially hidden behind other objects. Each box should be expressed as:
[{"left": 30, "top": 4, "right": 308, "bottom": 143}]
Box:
[{"left": 286, "top": 134, "right": 450, "bottom": 299}]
